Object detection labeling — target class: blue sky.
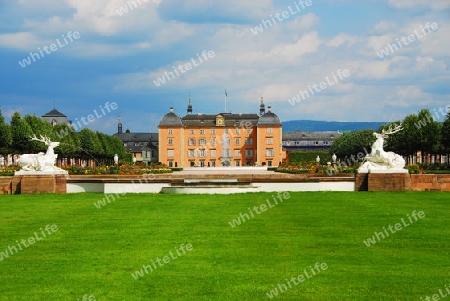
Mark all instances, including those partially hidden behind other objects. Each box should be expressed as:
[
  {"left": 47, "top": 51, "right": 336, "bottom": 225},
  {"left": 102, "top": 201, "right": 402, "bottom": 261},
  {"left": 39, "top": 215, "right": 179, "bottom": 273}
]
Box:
[{"left": 0, "top": 0, "right": 449, "bottom": 134}]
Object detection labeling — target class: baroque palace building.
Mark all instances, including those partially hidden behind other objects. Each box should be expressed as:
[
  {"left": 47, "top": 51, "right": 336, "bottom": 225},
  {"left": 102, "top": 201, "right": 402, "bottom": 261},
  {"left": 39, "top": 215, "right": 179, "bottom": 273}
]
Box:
[{"left": 158, "top": 99, "right": 283, "bottom": 167}]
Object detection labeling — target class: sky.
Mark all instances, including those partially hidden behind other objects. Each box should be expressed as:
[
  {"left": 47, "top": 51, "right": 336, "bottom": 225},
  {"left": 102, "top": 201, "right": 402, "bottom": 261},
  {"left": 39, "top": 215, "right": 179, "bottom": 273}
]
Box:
[{"left": 0, "top": 0, "right": 449, "bottom": 134}]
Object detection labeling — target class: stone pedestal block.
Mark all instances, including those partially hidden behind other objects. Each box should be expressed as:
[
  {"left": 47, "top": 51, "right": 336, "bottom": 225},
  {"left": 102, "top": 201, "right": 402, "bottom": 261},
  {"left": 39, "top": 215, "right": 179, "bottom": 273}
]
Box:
[
  {"left": 12, "top": 175, "right": 67, "bottom": 194},
  {"left": 355, "top": 173, "right": 368, "bottom": 191},
  {"left": 0, "top": 178, "right": 12, "bottom": 194},
  {"left": 368, "top": 173, "right": 411, "bottom": 191}
]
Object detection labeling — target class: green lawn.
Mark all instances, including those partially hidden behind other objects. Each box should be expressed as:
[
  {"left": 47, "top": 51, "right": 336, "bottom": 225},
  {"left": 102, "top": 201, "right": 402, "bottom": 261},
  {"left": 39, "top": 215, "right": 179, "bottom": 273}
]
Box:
[{"left": 0, "top": 192, "right": 449, "bottom": 300}]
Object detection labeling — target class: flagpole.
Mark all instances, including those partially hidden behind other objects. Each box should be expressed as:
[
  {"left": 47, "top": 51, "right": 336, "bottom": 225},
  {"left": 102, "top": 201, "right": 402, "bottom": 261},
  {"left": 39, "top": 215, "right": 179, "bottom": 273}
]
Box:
[{"left": 225, "top": 89, "right": 227, "bottom": 113}]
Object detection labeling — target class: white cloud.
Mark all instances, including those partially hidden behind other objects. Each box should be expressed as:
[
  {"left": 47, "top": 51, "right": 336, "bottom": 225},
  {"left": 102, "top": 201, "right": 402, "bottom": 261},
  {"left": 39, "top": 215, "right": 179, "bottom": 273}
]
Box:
[
  {"left": 388, "top": 0, "right": 450, "bottom": 9},
  {"left": 371, "top": 21, "right": 398, "bottom": 34},
  {"left": 0, "top": 32, "right": 43, "bottom": 50},
  {"left": 326, "top": 33, "right": 358, "bottom": 48}
]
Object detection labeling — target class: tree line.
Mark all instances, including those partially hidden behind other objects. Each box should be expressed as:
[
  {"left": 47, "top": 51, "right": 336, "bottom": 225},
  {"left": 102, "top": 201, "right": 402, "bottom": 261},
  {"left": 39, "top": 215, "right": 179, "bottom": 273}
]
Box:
[
  {"left": 329, "top": 109, "right": 450, "bottom": 165},
  {"left": 0, "top": 110, "right": 127, "bottom": 166}
]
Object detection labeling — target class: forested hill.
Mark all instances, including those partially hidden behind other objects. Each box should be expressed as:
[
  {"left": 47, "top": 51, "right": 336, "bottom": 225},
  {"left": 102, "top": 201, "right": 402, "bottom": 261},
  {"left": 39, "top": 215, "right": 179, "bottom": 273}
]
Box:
[{"left": 282, "top": 120, "right": 386, "bottom": 132}]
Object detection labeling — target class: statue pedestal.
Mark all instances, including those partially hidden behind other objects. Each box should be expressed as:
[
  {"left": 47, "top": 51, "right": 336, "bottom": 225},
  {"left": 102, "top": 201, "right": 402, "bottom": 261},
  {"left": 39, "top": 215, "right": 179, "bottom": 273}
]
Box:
[
  {"left": 12, "top": 171, "right": 68, "bottom": 194},
  {"left": 356, "top": 172, "right": 411, "bottom": 192}
]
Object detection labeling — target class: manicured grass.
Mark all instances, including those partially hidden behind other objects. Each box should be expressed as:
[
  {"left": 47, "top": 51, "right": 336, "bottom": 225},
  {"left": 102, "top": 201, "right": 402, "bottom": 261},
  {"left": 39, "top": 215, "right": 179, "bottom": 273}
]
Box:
[{"left": 0, "top": 192, "right": 449, "bottom": 300}]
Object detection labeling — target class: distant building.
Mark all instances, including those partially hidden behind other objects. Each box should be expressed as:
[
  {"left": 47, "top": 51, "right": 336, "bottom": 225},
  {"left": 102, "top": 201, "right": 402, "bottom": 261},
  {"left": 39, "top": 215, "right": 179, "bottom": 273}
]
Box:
[
  {"left": 282, "top": 131, "right": 342, "bottom": 151},
  {"left": 158, "top": 98, "right": 283, "bottom": 167},
  {"left": 42, "top": 107, "right": 72, "bottom": 126},
  {"left": 113, "top": 120, "right": 159, "bottom": 165}
]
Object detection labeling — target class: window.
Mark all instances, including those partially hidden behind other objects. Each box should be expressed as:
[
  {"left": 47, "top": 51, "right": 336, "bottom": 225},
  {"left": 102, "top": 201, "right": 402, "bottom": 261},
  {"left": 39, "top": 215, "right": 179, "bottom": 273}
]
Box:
[
  {"left": 188, "top": 138, "right": 196, "bottom": 146},
  {"left": 236, "top": 128, "right": 240, "bottom": 134},
  {"left": 235, "top": 160, "right": 240, "bottom": 167},
  {"left": 225, "top": 129, "right": 229, "bottom": 134},
  {"left": 168, "top": 129, "right": 173, "bottom": 134},
  {"left": 200, "top": 129, "right": 205, "bottom": 135},
  {"left": 246, "top": 129, "right": 252, "bottom": 134},
  {"left": 211, "top": 129, "right": 216, "bottom": 134},
  {"left": 189, "top": 129, "right": 194, "bottom": 135},
  {"left": 234, "top": 150, "right": 240, "bottom": 157},
  {"left": 147, "top": 151, "right": 151, "bottom": 158},
  {"left": 168, "top": 150, "right": 174, "bottom": 157},
  {"left": 199, "top": 149, "right": 206, "bottom": 157},
  {"left": 211, "top": 150, "right": 216, "bottom": 157},
  {"left": 245, "top": 138, "right": 253, "bottom": 145},
  {"left": 245, "top": 149, "right": 253, "bottom": 156},
  {"left": 134, "top": 142, "right": 139, "bottom": 146},
  {"left": 199, "top": 139, "right": 206, "bottom": 145},
  {"left": 210, "top": 138, "right": 216, "bottom": 146},
  {"left": 168, "top": 161, "right": 173, "bottom": 167},
  {"left": 199, "top": 161, "right": 205, "bottom": 167},
  {"left": 267, "top": 138, "right": 273, "bottom": 145},
  {"left": 267, "top": 160, "right": 272, "bottom": 167},
  {"left": 168, "top": 138, "right": 173, "bottom": 145},
  {"left": 267, "top": 128, "right": 273, "bottom": 134},
  {"left": 266, "top": 149, "right": 274, "bottom": 157},
  {"left": 188, "top": 150, "right": 195, "bottom": 157},
  {"left": 235, "top": 138, "right": 240, "bottom": 145}
]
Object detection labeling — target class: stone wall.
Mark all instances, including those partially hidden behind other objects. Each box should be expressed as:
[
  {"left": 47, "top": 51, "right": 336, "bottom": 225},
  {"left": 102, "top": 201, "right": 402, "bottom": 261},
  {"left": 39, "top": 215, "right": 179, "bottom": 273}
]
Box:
[
  {"left": 356, "top": 173, "right": 450, "bottom": 192},
  {"left": 410, "top": 174, "right": 450, "bottom": 191}
]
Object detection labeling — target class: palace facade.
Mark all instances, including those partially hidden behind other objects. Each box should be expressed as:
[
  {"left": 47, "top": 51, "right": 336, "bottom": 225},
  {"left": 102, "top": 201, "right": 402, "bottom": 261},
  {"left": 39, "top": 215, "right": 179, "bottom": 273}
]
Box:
[{"left": 158, "top": 100, "right": 283, "bottom": 167}]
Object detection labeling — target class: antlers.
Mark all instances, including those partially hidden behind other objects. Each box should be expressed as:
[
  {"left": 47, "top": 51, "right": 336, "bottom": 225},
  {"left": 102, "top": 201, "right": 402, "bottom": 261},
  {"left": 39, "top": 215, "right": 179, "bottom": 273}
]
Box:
[
  {"left": 30, "top": 134, "right": 52, "bottom": 145},
  {"left": 381, "top": 123, "right": 403, "bottom": 137}
]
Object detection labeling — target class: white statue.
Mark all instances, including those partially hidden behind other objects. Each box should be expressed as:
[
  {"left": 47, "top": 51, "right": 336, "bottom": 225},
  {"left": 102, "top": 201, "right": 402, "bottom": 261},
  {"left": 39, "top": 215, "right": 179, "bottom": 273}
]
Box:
[
  {"left": 358, "top": 124, "right": 407, "bottom": 173},
  {"left": 17, "top": 135, "right": 66, "bottom": 173}
]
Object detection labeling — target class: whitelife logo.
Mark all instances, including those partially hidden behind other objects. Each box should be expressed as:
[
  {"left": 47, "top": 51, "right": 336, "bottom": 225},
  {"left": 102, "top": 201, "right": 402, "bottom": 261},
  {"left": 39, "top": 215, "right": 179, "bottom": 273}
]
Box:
[
  {"left": 266, "top": 262, "right": 328, "bottom": 299},
  {"left": 228, "top": 192, "right": 291, "bottom": 228},
  {"left": 153, "top": 50, "right": 215, "bottom": 87},
  {"left": 131, "top": 243, "right": 193, "bottom": 280},
  {"left": 287, "top": 69, "right": 350, "bottom": 106},
  {"left": 116, "top": 0, "right": 159, "bottom": 16},
  {"left": 376, "top": 22, "right": 439, "bottom": 59},
  {"left": 0, "top": 224, "right": 58, "bottom": 262},
  {"left": 251, "top": 0, "right": 313, "bottom": 35},
  {"left": 18, "top": 31, "right": 81, "bottom": 68},
  {"left": 55, "top": 102, "right": 118, "bottom": 139},
  {"left": 363, "top": 210, "right": 425, "bottom": 247}
]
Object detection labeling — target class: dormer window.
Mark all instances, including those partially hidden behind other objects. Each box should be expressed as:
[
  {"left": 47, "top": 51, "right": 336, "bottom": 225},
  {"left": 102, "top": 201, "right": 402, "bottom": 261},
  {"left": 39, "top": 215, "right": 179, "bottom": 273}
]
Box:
[{"left": 216, "top": 114, "right": 225, "bottom": 126}]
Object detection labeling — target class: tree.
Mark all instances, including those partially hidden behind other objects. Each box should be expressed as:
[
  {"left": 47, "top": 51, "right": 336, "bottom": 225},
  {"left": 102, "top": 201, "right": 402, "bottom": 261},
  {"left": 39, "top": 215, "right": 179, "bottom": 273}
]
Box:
[
  {"left": 23, "top": 114, "right": 55, "bottom": 153},
  {"left": 329, "top": 129, "right": 375, "bottom": 159},
  {"left": 416, "top": 109, "right": 441, "bottom": 156},
  {"left": 0, "top": 108, "right": 12, "bottom": 158},
  {"left": 78, "top": 128, "right": 103, "bottom": 165},
  {"left": 53, "top": 123, "right": 81, "bottom": 164},
  {"left": 441, "top": 112, "right": 450, "bottom": 157},
  {"left": 379, "top": 117, "right": 417, "bottom": 157},
  {"left": 10, "top": 112, "right": 33, "bottom": 154}
]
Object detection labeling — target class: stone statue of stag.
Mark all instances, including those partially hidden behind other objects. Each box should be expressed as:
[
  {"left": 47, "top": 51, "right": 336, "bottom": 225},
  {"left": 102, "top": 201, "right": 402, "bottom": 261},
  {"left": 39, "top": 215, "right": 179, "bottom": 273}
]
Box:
[
  {"left": 18, "top": 135, "right": 60, "bottom": 171},
  {"left": 360, "top": 124, "right": 406, "bottom": 170}
]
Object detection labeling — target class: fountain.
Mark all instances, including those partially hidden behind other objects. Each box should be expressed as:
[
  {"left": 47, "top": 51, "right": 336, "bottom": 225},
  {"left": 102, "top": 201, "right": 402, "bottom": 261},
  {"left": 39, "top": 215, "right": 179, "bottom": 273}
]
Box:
[{"left": 219, "top": 132, "right": 232, "bottom": 166}]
